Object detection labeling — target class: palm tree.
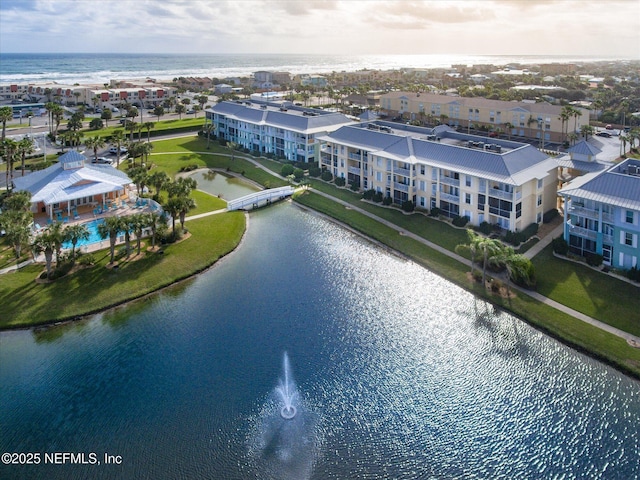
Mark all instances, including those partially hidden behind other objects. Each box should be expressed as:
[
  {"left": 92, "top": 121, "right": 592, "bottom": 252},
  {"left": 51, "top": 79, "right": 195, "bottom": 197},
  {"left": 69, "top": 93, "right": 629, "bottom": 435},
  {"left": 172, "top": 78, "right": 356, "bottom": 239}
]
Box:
[
  {"left": 17, "top": 136, "right": 35, "bottom": 176},
  {"left": 0, "top": 208, "right": 32, "bottom": 262},
  {"left": 128, "top": 165, "right": 149, "bottom": 196},
  {"left": 0, "top": 106, "right": 13, "bottom": 141},
  {"left": 110, "top": 129, "right": 126, "bottom": 167},
  {"left": 97, "top": 215, "right": 124, "bottom": 264},
  {"left": 455, "top": 229, "right": 483, "bottom": 277},
  {"left": 63, "top": 223, "right": 90, "bottom": 261},
  {"left": 478, "top": 236, "right": 502, "bottom": 286},
  {"left": 50, "top": 104, "right": 64, "bottom": 137},
  {"left": 101, "top": 108, "right": 112, "bottom": 127},
  {"left": 1, "top": 138, "right": 19, "bottom": 192},
  {"left": 203, "top": 123, "right": 214, "bottom": 149},
  {"left": 175, "top": 104, "right": 186, "bottom": 119},
  {"left": 164, "top": 196, "right": 182, "bottom": 236},
  {"left": 139, "top": 141, "right": 153, "bottom": 164},
  {"left": 152, "top": 105, "right": 165, "bottom": 121},
  {"left": 84, "top": 135, "right": 106, "bottom": 163},
  {"left": 142, "top": 121, "right": 155, "bottom": 142},
  {"left": 32, "top": 229, "right": 57, "bottom": 279},
  {"left": 129, "top": 212, "right": 148, "bottom": 255},
  {"left": 147, "top": 170, "right": 169, "bottom": 199},
  {"left": 145, "top": 211, "right": 166, "bottom": 250}
]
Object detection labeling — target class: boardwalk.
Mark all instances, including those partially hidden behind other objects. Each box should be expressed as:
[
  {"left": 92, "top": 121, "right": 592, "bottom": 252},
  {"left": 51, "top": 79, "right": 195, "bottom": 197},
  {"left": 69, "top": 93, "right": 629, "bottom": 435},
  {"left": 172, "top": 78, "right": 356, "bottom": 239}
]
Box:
[{"left": 226, "top": 186, "right": 295, "bottom": 211}]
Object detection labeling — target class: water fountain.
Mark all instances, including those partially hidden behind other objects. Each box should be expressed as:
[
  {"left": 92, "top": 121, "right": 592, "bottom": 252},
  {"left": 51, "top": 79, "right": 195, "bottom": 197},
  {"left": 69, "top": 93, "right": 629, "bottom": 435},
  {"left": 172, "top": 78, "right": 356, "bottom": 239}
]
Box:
[{"left": 277, "top": 352, "right": 297, "bottom": 419}]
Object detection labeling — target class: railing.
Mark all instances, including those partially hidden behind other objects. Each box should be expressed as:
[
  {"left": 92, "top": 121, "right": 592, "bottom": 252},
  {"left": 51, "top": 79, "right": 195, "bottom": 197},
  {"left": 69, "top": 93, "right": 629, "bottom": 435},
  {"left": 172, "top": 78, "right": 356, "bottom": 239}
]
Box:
[
  {"left": 569, "top": 205, "right": 599, "bottom": 219},
  {"left": 226, "top": 186, "right": 295, "bottom": 211},
  {"left": 348, "top": 166, "right": 361, "bottom": 175},
  {"left": 489, "top": 188, "right": 513, "bottom": 201},
  {"left": 440, "top": 192, "right": 460, "bottom": 203},
  {"left": 439, "top": 175, "right": 460, "bottom": 187},
  {"left": 348, "top": 152, "right": 361, "bottom": 161},
  {"left": 567, "top": 221, "right": 598, "bottom": 240},
  {"left": 395, "top": 167, "right": 412, "bottom": 177},
  {"left": 394, "top": 182, "right": 409, "bottom": 193}
]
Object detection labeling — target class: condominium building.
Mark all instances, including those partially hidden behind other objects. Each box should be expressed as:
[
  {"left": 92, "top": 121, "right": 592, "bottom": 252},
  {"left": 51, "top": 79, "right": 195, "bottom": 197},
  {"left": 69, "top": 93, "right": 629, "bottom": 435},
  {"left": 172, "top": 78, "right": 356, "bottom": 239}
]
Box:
[
  {"left": 379, "top": 92, "right": 588, "bottom": 144},
  {"left": 558, "top": 158, "right": 640, "bottom": 270},
  {"left": 206, "top": 101, "right": 354, "bottom": 163},
  {"left": 318, "top": 121, "right": 558, "bottom": 231}
]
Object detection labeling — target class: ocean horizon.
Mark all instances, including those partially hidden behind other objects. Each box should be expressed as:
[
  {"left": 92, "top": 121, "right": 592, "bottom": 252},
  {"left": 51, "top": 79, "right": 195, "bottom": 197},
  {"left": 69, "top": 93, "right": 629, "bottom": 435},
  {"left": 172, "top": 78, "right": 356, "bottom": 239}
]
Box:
[{"left": 0, "top": 52, "right": 633, "bottom": 85}]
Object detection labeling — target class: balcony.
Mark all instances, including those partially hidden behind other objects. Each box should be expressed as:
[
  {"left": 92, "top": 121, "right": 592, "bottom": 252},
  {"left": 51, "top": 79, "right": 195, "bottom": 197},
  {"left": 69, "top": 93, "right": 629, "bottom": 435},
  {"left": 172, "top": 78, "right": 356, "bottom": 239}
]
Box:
[
  {"left": 394, "top": 182, "right": 409, "bottom": 193},
  {"left": 439, "top": 175, "right": 460, "bottom": 187},
  {"left": 569, "top": 205, "right": 599, "bottom": 219},
  {"left": 395, "top": 167, "right": 412, "bottom": 177},
  {"left": 440, "top": 192, "right": 460, "bottom": 203},
  {"left": 348, "top": 166, "right": 361, "bottom": 175},
  {"left": 567, "top": 221, "right": 598, "bottom": 240},
  {"left": 489, "top": 187, "right": 513, "bottom": 201},
  {"left": 348, "top": 152, "right": 362, "bottom": 161}
]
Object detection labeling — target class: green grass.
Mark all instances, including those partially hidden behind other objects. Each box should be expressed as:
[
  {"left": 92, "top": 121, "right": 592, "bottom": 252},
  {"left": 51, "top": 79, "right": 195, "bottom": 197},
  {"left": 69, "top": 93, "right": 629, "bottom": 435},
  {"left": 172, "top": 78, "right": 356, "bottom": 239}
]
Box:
[
  {"left": 0, "top": 212, "right": 245, "bottom": 329},
  {"left": 294, "top": 190, "right": 640, "bottom": 378},
  {"left": 533, "top": 245, "right": 640, "bottom": 336}
]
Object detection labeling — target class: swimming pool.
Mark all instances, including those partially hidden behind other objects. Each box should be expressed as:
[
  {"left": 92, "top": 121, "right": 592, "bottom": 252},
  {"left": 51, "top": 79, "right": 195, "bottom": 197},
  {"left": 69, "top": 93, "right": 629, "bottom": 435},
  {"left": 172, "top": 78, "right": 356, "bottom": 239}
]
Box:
[{"left": 62, "top": 218, "right": 105, "bottom": 249}]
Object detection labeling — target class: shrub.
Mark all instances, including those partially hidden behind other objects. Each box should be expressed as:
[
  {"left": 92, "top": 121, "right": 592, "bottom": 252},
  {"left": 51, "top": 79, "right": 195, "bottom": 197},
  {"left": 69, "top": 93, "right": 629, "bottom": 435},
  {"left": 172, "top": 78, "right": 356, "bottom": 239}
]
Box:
[
  {"left": 293, "top": 168, "right": 304, "bottom": 180},
  {"left": 218, "top": 138, "right": 227, "bottom": 146},
  {"left": 362, "top": 189, "right": 376, "bottom": 200},
  {"left": 627, "top": 266, "right": 640, "bottom": 283},
  {"left": 308, "top": 166, "right": 321, "bottom": 177},
  {"left": 478, "top": 221, "right": 492, "bottom": 235},
  {"left": 429, "top": 207, "right": 441, "bottom": 217},
  {"left": 452, "top": 215, "right": 469, "bottom": 227},
  {"left": 401, "top": 200, "right": 415, "bottom": 212},
  {"left": 281, "top": 164, "right": 294, "bottom": 176},
  {"left": 472, "top": 271, "right": 483, "bottom": 283},
  {"left": 491, "top": 279, "right": 503, "bottom": 292},
  {"left": 586, "top": 253, "right": 603, "bottom": 267},
  {"left": 334, "top": 176, "right": 346, "bottom": 187},
  {"left": 552, "top": 236, "right": 569, "bottom": 255},
  {"left": 382, "top": 196, "right": 392, "bottom": 206},
  {"left": 77, "top": 254, "right": 95, "bottom": 266},
  {"left": 350, "top": 182, "right": 359, "bottom": 191},
  {"left": 543, "top": 208, "right": 559, "bottom": 223},
  {"left": 373, "top": 191, "right": 384, "bottom": 203},
  {"left": 320, "top": 171, "right": 333, "bottom": 182}
]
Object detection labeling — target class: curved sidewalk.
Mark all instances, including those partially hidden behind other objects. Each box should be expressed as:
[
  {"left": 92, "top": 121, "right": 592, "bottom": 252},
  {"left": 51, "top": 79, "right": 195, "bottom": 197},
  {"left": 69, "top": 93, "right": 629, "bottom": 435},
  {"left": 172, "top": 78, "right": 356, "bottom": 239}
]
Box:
[{"left": 308, "top": 188, "right": 640, "bottom": 347}]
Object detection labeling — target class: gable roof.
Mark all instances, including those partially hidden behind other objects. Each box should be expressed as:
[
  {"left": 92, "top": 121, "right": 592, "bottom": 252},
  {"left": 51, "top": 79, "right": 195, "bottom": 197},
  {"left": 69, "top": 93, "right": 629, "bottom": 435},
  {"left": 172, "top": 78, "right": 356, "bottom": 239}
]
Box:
[{"left": 13, "top": 154, "right": 132, "bottom": 205}]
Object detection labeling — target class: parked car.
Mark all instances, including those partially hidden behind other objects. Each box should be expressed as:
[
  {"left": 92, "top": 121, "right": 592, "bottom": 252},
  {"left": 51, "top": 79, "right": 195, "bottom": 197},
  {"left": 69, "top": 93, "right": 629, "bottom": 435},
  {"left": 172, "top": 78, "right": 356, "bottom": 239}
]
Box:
[
  {"left": 92, "top": 157, "right": 113, "bottom": 164},
  {"left": 596, "top": 131, "right": 612, "bottom": 137},
  {"left": 109, "top": 146, "right": 128, "bottom": 154},
  {"left": 605, "top": 124, "right": 613, "bottom": 130}
]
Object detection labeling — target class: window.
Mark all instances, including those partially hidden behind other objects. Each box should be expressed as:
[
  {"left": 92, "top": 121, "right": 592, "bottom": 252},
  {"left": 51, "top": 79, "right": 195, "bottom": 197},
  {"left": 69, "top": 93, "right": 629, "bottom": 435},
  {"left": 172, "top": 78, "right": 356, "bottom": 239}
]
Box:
[
  {"left": 420, "top": 165, "right": 425, "bottom": 175},
  {"left": 537, "top": 194, "right": 542, "bottom": 206},
  {"left": 537, "top": 178, "right": 544, "bottom": 189},
  {"left": 478, "top": 194, "right": 485, "bottom": 211},
  {"left": 516, "top": 202, "right": 522, "bottom": 218},
  {"left": 626, "top": 210, "right": 634, "bottom": 224},
  {"left": 465, "top": 193, "right": 472, "bottom": 204},
  {"left": 625, "top": 232, "right": 633, "bottom": 246},
  {"left": 465, "top": 175, "right": 472, "bottom": 187}
]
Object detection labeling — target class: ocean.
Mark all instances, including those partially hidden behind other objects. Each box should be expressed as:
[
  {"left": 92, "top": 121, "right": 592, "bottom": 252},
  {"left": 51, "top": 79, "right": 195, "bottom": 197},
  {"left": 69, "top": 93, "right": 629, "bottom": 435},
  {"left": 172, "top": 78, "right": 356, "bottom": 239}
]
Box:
[{"left": 0, "top": 52, "right": 627, "bottom": 85}]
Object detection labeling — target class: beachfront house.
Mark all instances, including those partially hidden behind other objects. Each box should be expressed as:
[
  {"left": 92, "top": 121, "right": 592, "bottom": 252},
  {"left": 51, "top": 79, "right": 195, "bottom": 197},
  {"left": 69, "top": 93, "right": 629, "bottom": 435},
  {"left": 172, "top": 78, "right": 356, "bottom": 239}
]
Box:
[
  {"left": 205, "top": 100, "right": 355, "bottom": 163},
  {"left": 12, "top": 150, "right": 133, "bottom": 222},
  {"left": 558, "top": 158, "right": 640, "bottom": 270},
  {"left": 318, "top": 121, "right": 558, "bottom": 232}
]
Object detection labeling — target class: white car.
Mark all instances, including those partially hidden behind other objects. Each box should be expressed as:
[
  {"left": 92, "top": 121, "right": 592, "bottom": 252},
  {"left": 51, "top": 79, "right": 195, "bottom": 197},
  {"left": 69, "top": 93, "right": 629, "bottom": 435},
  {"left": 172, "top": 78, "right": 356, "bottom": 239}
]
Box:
[
  {"left": 109, "top": 146, "right": 128, "bottom": 154},
  {"left": 92, "top": 157, "right": 113, "bottom": 165}
]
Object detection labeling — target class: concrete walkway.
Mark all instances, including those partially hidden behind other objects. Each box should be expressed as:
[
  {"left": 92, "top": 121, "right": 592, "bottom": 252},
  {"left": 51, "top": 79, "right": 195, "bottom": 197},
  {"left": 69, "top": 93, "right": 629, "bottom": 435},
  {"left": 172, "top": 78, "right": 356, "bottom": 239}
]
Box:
[{"left": 306, "top": 188, "right": 640, "bottom": 348}]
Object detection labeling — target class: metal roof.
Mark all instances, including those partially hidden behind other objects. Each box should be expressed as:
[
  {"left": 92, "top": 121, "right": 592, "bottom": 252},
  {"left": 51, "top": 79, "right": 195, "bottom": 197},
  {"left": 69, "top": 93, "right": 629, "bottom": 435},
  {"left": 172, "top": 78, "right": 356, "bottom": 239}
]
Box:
[
  {"left": 558, "top": 159, "right": 640, "bottom": 211},
  {"left": 13, "top": 154, "right": 132, "bottom": 206}
]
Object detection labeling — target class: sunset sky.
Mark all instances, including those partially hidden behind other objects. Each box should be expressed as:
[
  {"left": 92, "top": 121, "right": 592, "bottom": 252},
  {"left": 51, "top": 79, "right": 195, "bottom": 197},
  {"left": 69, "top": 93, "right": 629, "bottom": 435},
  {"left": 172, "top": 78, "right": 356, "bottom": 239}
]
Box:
[{"left": 1, "top": 0, "right": 638, "bottom": 57}]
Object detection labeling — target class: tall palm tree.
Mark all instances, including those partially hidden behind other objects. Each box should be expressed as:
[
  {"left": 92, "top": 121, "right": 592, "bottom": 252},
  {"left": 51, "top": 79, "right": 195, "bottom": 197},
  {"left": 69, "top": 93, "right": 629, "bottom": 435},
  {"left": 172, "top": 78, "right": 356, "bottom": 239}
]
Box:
[
  {"left": 32, "top": 229, "right": 57, "bottom": 278},
  {"left": 142, "top": 121, "right": 155, "bottom": 142},
  {"left": 0, "top": 209, "right": 32, "bottom": 262},
  {"left": 1, "top": 138, "right": 19, "bottom": 192},
  {"left": 97, "top": 215, "right": 124, "bottom": 264},
  {"left": 175, "top": 104, "right": 186, "bottom": 119},
  {"left": 0, "top": 106, "right": 13, "bottom": 141},
  {"left": 110, "top": 129, "right": 126, "bottom": 167},
  {"left": 129, "top": 212, "right": 148, "bottom": 255},
  {"left": 17, "top": 136, "right": 35, "bottom": 177},
  {"left": 478, "top": 237, "right": 503, "bottom": 286},
  {"left": 164, "top": 196, "right": 182, "bottom": 236},
  {"left": 145, "top": 211, "right": 166, "bottom": 250},
  {"left": 84, "top": 135, "right": 105, "bottom": 163},
  {"left": 63, "top": 223, "right": 90, "bottom": 261},
  {"left": 147, "top": 170, "right": 169, "bottom": 199}
]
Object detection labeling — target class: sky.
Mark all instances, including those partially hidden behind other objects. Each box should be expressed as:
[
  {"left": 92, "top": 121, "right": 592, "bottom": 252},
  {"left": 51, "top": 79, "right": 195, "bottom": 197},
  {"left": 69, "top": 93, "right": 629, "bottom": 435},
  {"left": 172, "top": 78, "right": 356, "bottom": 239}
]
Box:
[{"left": 0, "top": 0, "right": 639, "bottom": 57}]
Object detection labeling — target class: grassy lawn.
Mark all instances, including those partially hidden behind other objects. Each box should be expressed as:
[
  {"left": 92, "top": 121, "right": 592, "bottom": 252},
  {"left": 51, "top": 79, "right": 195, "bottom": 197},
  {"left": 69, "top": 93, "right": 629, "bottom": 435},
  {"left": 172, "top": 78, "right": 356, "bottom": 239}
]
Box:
[
  {"left": 0, "top": 211, "right": 245, "bottom": 329},
  {"left": 294, "top": 190, "right": 640, "bottom": 378},
  {"left": 533, "top": 245, "right": 640, "bottom": 337}
]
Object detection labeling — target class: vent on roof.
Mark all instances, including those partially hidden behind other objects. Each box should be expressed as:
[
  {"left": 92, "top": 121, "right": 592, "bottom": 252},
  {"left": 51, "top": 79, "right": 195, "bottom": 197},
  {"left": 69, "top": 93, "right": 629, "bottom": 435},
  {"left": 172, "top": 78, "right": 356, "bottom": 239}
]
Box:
[
  {"left": 628, "top": 164, "right": 640, "bottom": 176},
  {"left": 368, "top": 124, "right": 379, "bottom": 130},
  {"left": 425, "top": 134, "right": 436, "bottom": 141},
  {"left": 260, "top": 105, "right": 267, "bottom": 109},
  {"left": 280, "top": 107, "right": 287, "bottom": 112}
]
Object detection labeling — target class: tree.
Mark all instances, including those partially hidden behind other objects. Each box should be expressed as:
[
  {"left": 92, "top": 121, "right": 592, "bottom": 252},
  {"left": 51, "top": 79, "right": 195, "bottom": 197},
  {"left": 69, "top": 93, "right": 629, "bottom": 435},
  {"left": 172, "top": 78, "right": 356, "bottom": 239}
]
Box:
[
  {"left": 32, "top": 228, "right": 58, "bottom": 279},
  {"left": 164, "top": 196, "right": 181, "bottom": 236},
  {"left": 142, "top": 121, "right": 155, "bottom": 142},
  {"left": 128, "top": 165, "right": 149, "bottom": 196},
  {"left": 147, "top": 170, "right": 169, "bottom": 199},
  {"left": 126, "top": 107, "right": 138, "bottom": 141},
  {"left": 165, "top": 177, "right": 197, "bottom": 235},
  {"left": 0, "top": 106, "right": 12, "bottom": 141},
  {"left": 89, "top": 118, "right": 104, "bottom": 130},
  {"left": 84, "top": 135, "right": 105, "bottom": 163},
  {"left": 455, "top": 229, "right": 483, "bottom": 277},
  {"left": 175, "top": 104, "right": 186, "bottom": 119},
  {"left": 1, "top": 138, "right": 19, "bottom": 192},
  {"left": 153, "top": 105, "right": 165, "bottom": 121},
  {"left": 67, "top": 111, "right": 84, "bottom": 131},
  {"left": 580, "top": 124, "right": 594, "bottom": 140},
  {"left": 17, "top": 136, "right": 35, "bottom": 176},
  {"left": 478, "top": 236, "right": 503, "bottom": 286},
  {"left": 97, "top": 215, "right": 124, "bottom": 264},
  {"left": 0, "top": 197, "right": 32, "bottom": 262},
  {"left": 145, "top": 211, "right": 166, "bottom": 250},
  {"left": 129, "top": 212, "right": 149, "bottom": 255},
  {"left": 101, "top": 108, "right": 113, "bottom": 127},
  {"left": 63, "top": 223, "right": 89, "bottom": 262},
  {"left": 203, "top": 123, "right": 214, "bottom": 149},
  {"left": 110, "top": 129, "right": 126, "bottom": 167}
]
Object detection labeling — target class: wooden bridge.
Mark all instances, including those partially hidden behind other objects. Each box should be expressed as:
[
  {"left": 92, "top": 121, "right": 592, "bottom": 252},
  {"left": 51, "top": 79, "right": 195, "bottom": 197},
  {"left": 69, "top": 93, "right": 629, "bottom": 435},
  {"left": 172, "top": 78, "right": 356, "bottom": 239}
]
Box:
[{"left": 226, "top": 186, "right": 295, "bottom": 211}]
